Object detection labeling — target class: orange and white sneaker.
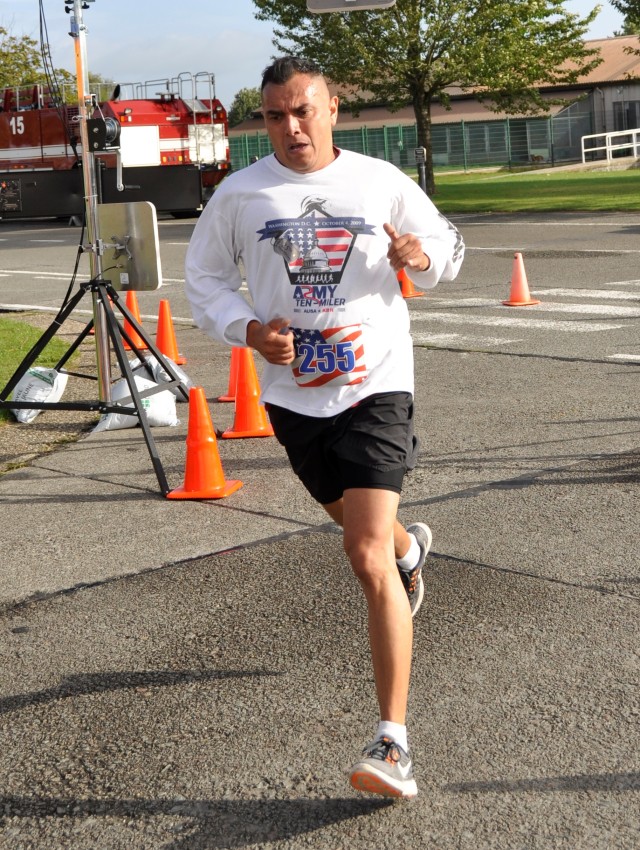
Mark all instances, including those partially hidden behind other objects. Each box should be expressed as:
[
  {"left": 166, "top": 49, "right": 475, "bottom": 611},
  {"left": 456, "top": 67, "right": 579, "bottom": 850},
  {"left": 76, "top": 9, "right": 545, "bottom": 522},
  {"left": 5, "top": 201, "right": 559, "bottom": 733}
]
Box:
[{"left": 349, "top": 736, "right": 418, "bottom": 798}]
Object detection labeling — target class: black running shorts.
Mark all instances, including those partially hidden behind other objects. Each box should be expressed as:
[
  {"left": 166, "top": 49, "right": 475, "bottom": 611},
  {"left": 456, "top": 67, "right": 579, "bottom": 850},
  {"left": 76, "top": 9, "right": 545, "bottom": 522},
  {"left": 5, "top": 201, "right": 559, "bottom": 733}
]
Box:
[{"left": 266, "top": 392, "right": 419, "bottom": 505}]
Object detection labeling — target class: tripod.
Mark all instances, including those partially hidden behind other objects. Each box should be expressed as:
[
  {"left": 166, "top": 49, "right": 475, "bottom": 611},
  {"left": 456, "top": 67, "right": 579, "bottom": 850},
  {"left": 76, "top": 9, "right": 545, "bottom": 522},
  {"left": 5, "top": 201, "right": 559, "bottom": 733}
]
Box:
[
  {"left": 0, "top": 0, "right": 190, "bottom": 496},
  {"left": 0, "top": 277, "right": 189, "bottom": 496}
]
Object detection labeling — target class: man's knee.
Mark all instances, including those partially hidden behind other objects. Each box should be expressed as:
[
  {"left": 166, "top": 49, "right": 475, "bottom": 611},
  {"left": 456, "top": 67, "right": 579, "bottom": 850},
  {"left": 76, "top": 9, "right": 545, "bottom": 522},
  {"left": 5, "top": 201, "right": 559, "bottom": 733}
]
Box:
[{"left": 344, "top": 535, "right": 393, "bottom": 587}]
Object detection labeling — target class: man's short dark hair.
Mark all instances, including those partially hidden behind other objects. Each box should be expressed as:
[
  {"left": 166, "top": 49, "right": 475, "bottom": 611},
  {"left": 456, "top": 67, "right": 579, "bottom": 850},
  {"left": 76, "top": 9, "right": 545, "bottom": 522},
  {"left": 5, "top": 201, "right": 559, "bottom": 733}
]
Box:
[{"left": 261, "top": 56, "right": 324, "bottom": 91}]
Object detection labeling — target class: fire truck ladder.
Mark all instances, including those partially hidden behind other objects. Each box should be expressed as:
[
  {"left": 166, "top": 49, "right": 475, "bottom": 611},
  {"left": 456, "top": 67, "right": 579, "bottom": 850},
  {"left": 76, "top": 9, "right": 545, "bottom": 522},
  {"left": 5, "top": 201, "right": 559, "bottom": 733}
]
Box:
[{"left": 177, "top": 72, "right": 217, "bottom": 166}]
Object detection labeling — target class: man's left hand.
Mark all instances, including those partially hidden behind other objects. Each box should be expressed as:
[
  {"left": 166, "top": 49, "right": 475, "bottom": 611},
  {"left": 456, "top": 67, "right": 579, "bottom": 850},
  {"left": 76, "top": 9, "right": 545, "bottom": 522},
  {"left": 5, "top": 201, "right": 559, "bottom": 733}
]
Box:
[{"left": 383, "top": 223, "right": 431, "bottom": 273}]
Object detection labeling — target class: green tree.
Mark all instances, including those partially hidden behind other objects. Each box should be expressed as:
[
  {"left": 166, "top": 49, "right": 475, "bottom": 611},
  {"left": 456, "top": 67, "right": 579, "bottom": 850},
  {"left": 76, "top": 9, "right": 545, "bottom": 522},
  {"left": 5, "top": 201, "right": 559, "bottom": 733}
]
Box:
[
  {"left": 253, "top": 0, "right": 602, "bottom": 193},
  {"left": 0, "top": 26, "right": 76, "bottom": 102},
  {"left": 611, "top": 0, "right": 640, "bottom": 34},
  {"left": 0, "top": 27, "right": 41, "bottom": 87},
  {"left": 227, "top": 86, "right": 262, "bottom": 127}
]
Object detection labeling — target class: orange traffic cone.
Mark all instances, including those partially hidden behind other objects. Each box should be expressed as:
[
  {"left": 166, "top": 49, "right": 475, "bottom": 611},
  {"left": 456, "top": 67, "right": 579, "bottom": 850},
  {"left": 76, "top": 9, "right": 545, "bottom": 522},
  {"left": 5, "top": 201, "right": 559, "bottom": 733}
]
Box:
[
  {"left": 221, "top": 347, "right": 274, "bottom": 439},
  {"left": 156, "top": 299, "right": 186, "bottom": 365},
  {"left": 218, "top": 346, "right": 241, "bottom": 403},
  {"left": 167, "top": 386, "right": 243, "bottom": 500},
  {"left": 503, "top": 252, "right": 540, "bottom": 307},
  {"left": 397, "top": 268, "right": 424, "bottom": 299},
  {"left": 123, "top": 290, "right": 147, "bottom": 350}
]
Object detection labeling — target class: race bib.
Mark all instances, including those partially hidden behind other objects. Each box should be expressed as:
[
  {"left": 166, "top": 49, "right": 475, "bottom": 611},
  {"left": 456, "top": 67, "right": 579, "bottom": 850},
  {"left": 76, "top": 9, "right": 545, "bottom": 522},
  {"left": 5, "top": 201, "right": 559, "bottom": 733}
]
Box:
[{"left": 291, "top": 325, "right": 368, "bottom": 388}]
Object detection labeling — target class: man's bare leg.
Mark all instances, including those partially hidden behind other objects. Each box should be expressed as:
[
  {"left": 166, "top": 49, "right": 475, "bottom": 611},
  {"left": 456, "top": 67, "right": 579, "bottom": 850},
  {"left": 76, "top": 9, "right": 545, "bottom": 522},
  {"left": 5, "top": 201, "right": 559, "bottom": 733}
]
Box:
[
  {"left": 333, "top": 487, "right": 412, "bottom": 723},
  {"left": 323, "top": 496, "right": 413, "bottom": 563},
  {"left": 332, "top": 487, "right": 419, "bottom": 797}
]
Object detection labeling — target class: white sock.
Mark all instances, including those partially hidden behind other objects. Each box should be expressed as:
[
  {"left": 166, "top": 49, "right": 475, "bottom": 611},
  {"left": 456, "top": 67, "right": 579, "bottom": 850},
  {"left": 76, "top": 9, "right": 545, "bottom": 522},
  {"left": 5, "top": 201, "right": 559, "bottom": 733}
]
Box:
[
  {"left": 396, "top": 534, "right": 420, "bottom": 571},
  {"left": 376, "top": 720, "right": 408, "bottom": 753}
]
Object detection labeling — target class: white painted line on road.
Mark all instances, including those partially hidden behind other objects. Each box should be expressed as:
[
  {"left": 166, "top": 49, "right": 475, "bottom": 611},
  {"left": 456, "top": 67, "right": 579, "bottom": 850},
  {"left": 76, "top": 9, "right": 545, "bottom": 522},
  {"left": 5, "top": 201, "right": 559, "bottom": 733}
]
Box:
[
  {"left": 0, "top": 302, "right": 93, "bottom": 316},
  {"left": 536, "top": 289, "right": 640, "bottom": 301},
  {"left": 0, "top": 269, "right": 73, "bottom": 278},
  {"left": 30, "top": 239, "right": 66, "bottom": 243},
  {"left": 412, "top": 332, "right": 462, "bottom": 344},
  {"left": 418, "top": 297, "right": 505, "bottom": 308},
  {"left": 528, "top": 301, "right": 640, "bottom": 317},
  {"left": 607, "top": 353, "right": 640, "bottom": 362},
  {"left": 410, "top": 311, "right": 624, "bottom": 332},
  {"left": 412, "top": 331, "right": 522, "bottom": 347},
  {"left": 468, "top": 245, "right": 640, "bottom": 254},
  {"left": 534, "top": 289, "right": 640, "bottom": 300},
  {"left": 0, "top": 302, "right": 195, "bottom": 324},
  {"left": 166, "top": 242, "right": 190, "bottom": 246},
  {"left": 462, "top": 220, "right": 640, "bottom": 227},
  {"left": 161, "top": 275, "right": 248, "bottom": 292},
  {"left": 425, "top": 296, "right": 640, "bottom": 317}
]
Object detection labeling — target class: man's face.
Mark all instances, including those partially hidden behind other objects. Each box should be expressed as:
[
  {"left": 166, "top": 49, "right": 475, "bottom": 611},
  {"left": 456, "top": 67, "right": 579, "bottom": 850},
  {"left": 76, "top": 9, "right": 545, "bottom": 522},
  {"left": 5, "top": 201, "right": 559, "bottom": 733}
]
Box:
[{"left": 262, "top": 73, "right": 339, "bottom": 173}]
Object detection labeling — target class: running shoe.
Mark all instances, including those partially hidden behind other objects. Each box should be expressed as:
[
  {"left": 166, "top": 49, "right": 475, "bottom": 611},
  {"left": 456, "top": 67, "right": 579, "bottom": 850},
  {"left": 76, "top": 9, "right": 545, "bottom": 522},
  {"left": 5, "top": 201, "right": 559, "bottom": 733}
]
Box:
[
  {"left": 349, "top": 736, "right": 418, "bottom": 798},
  {"left": 398, "top": 522, "right": 432, "bottom": 617}
]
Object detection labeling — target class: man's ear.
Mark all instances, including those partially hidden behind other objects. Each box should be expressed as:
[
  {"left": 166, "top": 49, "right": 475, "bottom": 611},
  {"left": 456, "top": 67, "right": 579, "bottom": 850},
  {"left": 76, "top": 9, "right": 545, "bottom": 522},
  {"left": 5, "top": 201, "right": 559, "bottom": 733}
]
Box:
[{"left": 330, "top": 96, "right": 339, "bottom": 126}]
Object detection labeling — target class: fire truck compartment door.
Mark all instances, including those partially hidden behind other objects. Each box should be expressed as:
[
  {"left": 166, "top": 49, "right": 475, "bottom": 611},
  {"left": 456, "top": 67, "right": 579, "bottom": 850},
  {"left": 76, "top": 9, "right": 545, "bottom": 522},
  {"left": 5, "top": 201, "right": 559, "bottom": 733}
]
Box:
[
  {"left": 120, "top": 125, "right": 162, "bottom": 167},
  {"left": 188, "top": 124, "right": 226, "bottom": 164}
]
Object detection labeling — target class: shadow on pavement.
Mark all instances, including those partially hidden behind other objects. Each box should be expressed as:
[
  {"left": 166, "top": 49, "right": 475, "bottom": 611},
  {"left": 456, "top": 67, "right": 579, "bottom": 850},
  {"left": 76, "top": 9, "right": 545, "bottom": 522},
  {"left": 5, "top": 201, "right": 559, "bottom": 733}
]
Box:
[
  {"left": 446, "top": 771, "right": 640, "bottom": 793},
  {"left": 0, "top": 669, "right": 283, "bottom": 716},
  {"left": 0, "top": 795, "right": 393, "bottom": 848}
]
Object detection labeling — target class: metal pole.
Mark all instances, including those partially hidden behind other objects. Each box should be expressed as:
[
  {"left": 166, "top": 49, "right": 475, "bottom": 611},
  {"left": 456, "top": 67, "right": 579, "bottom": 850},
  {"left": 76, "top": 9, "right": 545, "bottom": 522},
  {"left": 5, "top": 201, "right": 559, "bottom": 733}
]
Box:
[
  {"left": 461, "top": 119, "right": 468, "bottom": 172},
  {"left": 414, "top": 147, "right": 427, "bottom": 194},
  {"left": 69, "top": 0, "right": 112, "bottom": 402}
]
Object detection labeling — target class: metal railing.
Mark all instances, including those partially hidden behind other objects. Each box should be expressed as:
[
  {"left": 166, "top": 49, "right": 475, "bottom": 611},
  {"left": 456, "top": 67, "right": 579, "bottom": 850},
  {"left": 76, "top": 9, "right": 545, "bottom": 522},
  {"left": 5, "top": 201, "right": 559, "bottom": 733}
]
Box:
[{"left": 582, "top": 127, "right": 640, "bottom": 163}]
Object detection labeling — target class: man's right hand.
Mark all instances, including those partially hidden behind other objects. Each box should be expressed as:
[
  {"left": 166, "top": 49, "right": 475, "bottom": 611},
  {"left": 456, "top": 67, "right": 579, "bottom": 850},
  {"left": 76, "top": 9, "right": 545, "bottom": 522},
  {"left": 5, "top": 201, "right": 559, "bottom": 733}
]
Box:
[{"left": 246, "top": 318, "right": 295, "bottom": 365}]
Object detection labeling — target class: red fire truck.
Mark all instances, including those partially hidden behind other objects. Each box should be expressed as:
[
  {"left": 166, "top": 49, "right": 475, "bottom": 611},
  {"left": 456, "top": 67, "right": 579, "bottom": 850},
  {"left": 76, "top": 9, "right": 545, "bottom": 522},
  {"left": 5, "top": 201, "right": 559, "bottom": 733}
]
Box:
[{"left": 0, "top": 72, "right": 231, "bottom": 219}]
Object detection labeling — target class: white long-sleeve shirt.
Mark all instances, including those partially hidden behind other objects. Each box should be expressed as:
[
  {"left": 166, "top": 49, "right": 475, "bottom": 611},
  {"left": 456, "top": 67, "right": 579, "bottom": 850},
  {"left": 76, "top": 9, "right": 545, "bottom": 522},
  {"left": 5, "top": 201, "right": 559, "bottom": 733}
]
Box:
[{"left": 185, "top": 148, "right": 464, "bottom": 417}]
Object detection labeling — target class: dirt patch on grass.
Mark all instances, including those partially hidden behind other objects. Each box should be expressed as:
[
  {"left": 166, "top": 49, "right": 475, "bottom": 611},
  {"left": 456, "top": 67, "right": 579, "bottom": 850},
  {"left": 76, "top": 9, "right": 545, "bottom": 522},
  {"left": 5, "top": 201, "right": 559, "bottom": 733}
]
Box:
[{"left": 0, "top": 312, "right": 100, "bottom": 476}]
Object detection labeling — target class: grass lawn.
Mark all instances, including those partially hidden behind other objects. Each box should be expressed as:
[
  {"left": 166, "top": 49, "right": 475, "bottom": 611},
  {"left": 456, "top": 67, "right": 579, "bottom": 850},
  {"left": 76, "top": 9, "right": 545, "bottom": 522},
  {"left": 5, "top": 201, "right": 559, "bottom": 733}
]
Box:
[
  {"left": 0, "top": 316, "right": 73, "bottom": 424},
  {"left": 429, "top": 167, "right": 640, "bottom": 214}
]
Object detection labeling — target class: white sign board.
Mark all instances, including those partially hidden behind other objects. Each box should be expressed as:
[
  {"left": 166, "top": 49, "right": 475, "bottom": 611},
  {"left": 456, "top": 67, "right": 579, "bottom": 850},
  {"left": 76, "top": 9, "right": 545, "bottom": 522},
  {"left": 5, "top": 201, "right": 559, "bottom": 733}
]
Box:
[{"left": 307, "top": 0, "right": 395, "bottom": 11}]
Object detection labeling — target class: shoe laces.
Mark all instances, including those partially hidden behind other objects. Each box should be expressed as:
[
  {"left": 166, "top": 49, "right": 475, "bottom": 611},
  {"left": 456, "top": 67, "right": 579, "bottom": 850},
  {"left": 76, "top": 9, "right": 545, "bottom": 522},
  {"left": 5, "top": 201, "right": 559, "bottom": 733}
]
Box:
[
  {"left": 367, "top": 736, "right": 402, "bottom": 765},
  {"left": 401, "top": 566, "right": 420, "bottom": 595}
]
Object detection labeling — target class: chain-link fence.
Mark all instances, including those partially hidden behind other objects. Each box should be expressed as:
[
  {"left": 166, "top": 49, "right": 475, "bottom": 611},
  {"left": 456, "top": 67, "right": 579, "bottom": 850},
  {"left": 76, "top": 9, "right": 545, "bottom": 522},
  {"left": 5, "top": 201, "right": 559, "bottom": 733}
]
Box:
[{"left": 230, "top": 101, "right": 593, "bottom": 172}]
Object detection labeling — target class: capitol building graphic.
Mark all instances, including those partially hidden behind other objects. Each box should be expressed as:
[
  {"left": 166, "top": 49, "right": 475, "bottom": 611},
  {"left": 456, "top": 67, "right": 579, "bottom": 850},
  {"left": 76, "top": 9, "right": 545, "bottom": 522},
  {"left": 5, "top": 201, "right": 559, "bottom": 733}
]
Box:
[{"left": 300, "top": 238, "right": 331, "bottom": 273}]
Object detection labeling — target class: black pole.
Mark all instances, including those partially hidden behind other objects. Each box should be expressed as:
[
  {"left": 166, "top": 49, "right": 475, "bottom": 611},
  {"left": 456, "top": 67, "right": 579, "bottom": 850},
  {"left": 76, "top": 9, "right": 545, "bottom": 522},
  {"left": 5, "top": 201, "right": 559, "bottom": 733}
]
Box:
[{"left": 414, "top": 146, "right": 427, "bottom": 194}]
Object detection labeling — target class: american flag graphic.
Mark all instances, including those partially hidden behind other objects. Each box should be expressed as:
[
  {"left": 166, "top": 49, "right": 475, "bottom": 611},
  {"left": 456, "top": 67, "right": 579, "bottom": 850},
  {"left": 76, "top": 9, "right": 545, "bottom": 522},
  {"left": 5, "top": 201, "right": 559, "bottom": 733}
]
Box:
[
  {"left": 285, "top": 221, "right": 353, "bottom": 272},
  {"left": 292, "top": 325, "right": 368, "bottom": 388}
]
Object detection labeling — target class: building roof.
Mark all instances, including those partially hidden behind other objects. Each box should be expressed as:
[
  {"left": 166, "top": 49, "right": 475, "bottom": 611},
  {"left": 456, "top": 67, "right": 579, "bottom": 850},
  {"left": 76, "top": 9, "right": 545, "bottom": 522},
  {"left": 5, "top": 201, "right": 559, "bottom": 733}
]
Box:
[
  {"left": 229, "top": 36, "right": 640, "bottom": 135},
  {"left": 568, "top": 35, "right": 640, "bottom": 84},
  {"left": 333, "top": 92, "right": 585, "bottom": 129},
  {"left": 230, "top": 91, "right": 586, "bottom": 134}
]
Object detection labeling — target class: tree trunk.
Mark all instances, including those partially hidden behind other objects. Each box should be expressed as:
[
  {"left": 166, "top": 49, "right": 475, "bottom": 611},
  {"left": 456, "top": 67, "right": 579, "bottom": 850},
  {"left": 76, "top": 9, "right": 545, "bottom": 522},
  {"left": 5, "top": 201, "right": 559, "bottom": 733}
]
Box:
[{"left": 412, "top": 90, "right": 436, "bottom": 196}]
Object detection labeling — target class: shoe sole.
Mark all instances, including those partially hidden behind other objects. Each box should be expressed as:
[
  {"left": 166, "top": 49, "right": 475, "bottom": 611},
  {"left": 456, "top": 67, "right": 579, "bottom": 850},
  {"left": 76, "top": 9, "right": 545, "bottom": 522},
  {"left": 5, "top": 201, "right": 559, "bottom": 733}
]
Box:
[
  {"left": 350, "top": 766, "right": 418, "bottom": 799},
  {"left": 411, "top": 574, "right": 424, "bottom": 618},
  {"left": 406, "top": 522, "right": 431, "bottom": 618}
]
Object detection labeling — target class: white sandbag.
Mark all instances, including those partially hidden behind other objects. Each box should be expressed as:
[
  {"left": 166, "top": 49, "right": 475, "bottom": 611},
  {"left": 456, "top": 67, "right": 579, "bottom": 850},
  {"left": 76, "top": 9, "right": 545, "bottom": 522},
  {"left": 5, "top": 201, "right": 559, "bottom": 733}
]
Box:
[
  {"left": 92, "top": 374, "right": 179, "bottom": 432},
  {"left": 10, "top": 367, "right": 68, "bottom": 424},
  {"left": 129, "top": 355, "right": 193, "bottom": 401}
]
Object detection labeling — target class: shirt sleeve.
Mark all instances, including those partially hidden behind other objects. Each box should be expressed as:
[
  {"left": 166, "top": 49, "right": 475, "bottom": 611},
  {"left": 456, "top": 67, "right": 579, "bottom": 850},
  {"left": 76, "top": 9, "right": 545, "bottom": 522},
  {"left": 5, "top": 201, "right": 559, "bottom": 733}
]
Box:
[
  {"left": 394, "top": 173, "right": 465, "bottom": 290},
  {"left": 184, "top": 199, "right": 258, "bottom": 346}
]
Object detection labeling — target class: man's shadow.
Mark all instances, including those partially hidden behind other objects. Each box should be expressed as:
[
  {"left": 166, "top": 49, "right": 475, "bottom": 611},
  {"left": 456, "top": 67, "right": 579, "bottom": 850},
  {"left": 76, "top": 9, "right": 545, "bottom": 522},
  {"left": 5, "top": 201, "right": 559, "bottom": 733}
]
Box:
[
  {"left": 0, "top": 669, "right": 282, "bottom": 715},
  {"left": 0, "top": 794, "right": 393, "bottom": 849}
]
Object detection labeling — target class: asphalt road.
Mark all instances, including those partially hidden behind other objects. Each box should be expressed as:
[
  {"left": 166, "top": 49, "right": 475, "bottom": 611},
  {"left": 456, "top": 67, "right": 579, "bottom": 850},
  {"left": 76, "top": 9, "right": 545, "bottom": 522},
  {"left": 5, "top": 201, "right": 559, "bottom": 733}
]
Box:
[{"left": 0, "top": 211, "right": 639, "bottom": 849}]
